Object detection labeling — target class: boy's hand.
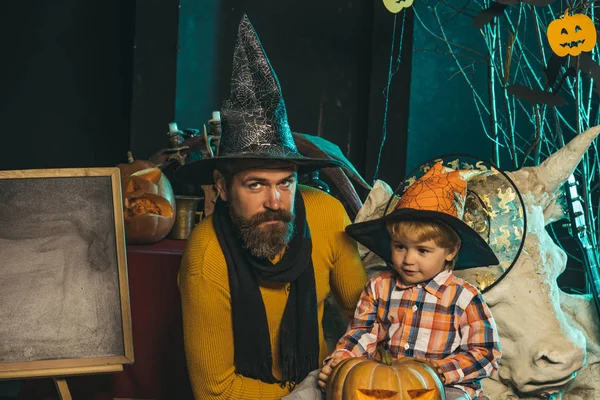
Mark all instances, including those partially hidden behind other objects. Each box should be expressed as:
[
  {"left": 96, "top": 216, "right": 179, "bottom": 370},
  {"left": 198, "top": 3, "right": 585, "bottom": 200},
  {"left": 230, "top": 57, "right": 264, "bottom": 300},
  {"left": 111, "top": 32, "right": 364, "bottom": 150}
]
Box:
[
  {"left": 421, "top": 360, "right": 446, "bottom": 384},
  {"left": 317, "top": 355, "right": 344, "bottom": 392}
]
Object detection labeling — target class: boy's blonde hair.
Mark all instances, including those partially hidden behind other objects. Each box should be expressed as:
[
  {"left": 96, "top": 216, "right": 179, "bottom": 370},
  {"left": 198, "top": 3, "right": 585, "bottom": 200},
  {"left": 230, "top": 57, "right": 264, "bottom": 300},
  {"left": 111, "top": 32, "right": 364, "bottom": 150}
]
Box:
[{"left": 386, "top": 219, "right": 462, "bottom": 270}]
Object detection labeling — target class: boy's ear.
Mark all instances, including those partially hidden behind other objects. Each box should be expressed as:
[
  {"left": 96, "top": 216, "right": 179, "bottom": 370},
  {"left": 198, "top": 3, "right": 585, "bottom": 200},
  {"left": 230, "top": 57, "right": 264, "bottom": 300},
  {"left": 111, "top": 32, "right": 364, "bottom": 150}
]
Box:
[{"left": 445, "top": 244, "right": 460, "bottom": 262}]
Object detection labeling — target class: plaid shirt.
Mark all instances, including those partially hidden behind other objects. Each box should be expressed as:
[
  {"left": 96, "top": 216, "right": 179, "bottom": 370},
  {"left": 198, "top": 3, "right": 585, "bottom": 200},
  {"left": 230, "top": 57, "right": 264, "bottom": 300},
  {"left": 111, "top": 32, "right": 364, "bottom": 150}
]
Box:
[{"left": 330, "top": 270, "right": 501, "bottom": 397}]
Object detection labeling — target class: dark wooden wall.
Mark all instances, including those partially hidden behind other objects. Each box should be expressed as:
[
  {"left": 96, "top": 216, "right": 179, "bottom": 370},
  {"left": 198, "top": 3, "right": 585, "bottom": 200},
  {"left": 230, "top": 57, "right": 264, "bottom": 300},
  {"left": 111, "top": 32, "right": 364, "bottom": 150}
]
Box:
[
  {"left": 0, "top": 1, "right": 135, "bottom": 170},
  {"left": 0, "top": 0, "right": 413, "bottom": 189}
]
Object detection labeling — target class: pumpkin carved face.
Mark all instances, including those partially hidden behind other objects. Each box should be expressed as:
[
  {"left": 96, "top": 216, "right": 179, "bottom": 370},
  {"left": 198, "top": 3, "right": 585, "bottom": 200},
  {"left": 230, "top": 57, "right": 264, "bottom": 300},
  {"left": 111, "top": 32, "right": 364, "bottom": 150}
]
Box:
[
  {"left": 117, "top": 152, "right": 176, "bottom": 244},
  {"left": 547, "top": 11, "right": 597, "bottom": 57},
  {"left": 326, "top": 357, "right": 445, "bottom": 400}
]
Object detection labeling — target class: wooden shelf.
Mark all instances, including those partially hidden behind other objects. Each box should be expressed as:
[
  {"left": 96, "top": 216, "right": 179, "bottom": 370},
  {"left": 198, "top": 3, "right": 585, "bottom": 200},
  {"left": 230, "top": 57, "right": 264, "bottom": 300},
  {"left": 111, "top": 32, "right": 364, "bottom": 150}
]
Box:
[{"left": 126, "top": 238, "right": 187, "bottom": 256}]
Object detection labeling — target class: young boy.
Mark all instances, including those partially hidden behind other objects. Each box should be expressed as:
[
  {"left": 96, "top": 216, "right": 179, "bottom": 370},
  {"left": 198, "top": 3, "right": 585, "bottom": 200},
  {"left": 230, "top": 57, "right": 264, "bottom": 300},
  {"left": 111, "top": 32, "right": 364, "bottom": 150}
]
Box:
[{"left": 318, "top": 162, "right": 502, "bottom": 400}]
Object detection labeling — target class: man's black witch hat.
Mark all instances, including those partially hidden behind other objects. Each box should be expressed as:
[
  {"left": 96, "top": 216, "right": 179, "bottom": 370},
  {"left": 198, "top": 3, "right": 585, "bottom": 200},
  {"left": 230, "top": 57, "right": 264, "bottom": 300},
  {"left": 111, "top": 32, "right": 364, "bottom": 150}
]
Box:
[{"left": 176, "top": 15, "right": 340, "bottom": 184}]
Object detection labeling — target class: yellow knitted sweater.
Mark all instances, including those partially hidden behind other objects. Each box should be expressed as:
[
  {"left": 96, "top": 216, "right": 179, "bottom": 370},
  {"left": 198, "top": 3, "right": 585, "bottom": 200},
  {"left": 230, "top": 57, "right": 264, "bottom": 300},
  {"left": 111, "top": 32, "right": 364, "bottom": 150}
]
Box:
[{"left": 179, "top": 186, "right": 367, "bottom": 400}]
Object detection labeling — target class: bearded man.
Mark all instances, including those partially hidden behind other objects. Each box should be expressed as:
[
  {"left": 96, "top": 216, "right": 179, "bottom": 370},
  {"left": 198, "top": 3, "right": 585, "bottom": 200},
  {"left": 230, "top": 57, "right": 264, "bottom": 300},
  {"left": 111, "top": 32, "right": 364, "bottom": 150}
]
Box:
[{"left": 175, "top": 15, "right": 367, "bottom": 400}]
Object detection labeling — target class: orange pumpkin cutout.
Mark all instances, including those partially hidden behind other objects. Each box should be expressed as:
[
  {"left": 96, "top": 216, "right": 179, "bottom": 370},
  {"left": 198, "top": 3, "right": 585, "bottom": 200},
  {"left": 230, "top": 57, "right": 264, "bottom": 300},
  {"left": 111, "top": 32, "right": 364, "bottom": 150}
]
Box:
[
  {"left": 117, "top": 152, "right": 176, "bottom": 244},
  {"left": 547, "top": 10, "right": 597, "bottom": 57},
  {"left": 326, "top": 357, "right": 445, "bottom": 400}
]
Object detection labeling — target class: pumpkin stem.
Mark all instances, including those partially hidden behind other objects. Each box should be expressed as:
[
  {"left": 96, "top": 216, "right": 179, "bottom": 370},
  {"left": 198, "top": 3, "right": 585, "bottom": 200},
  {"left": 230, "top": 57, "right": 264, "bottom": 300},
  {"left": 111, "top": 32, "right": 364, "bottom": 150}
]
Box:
[
  {"left": 377, "top": 348, "right": 394, "bottom": 366},
  {"left": 564, "top": 8, "right": 569, "bottom": 17},
  {"left": 127, "top": 151, "right": 135, "bottom": 164}
]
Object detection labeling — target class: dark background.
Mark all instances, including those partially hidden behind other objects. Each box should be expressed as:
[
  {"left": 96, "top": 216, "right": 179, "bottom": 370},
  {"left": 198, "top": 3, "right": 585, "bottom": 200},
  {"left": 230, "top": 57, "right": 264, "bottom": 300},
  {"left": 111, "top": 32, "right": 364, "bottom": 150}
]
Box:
[
  {"left": 0, "top": 0, "right": 413, "bottom": 190},
  {"left": 0, "top": 1, "right": 135, "bottom": 170},
  {"left": 0, "top": 2, "right": 413, "bottom": 397},
  {"left": 0, "top": 1, "right": 590, "bottom": 398},
  {"left": 0, "top": 0, "right": 588, "bottom": 330}
]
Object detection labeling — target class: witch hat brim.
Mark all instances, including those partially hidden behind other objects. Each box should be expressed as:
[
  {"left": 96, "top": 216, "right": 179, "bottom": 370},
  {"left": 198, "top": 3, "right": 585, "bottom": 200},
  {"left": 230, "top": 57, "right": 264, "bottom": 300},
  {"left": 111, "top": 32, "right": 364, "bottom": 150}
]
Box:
[
  {"left": 174, "top": 152, "right": 341, "bottom": 184},
  {"left": 346, "top": 208, "right": 500, "bottom": 269}
]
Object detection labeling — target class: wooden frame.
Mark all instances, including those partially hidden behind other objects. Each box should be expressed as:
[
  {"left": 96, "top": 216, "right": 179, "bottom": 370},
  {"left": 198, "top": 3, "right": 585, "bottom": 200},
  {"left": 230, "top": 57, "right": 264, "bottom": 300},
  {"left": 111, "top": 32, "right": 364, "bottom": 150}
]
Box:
[{"left": 0, "top": 168, "right": 133, "bottom": 379}]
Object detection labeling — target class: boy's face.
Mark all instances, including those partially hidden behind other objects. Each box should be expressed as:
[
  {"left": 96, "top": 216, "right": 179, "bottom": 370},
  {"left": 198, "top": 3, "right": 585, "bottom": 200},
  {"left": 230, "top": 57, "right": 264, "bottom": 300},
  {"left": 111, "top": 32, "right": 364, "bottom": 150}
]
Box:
[{"left": 390, "top": 233, "right": 458, "bottom": 285}]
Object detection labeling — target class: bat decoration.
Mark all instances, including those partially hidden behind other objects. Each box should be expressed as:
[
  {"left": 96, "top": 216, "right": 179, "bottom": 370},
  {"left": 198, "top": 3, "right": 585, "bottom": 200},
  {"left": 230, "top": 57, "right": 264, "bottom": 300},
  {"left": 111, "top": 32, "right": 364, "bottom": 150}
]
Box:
[
  {"left": 473, "top": 3, "right": 508, "bottom": 29},
  {"left": 544, "top": 54, "right": 569, "bottom": 90},
  {"left": 568, "top": 53, "right": 600, "bottom": 94},
  {"left": 507, "top": 83, "right": 568, "bottom": 107},
  {"left": 496, "top": 0, "right": 557, "bottom": 5}
]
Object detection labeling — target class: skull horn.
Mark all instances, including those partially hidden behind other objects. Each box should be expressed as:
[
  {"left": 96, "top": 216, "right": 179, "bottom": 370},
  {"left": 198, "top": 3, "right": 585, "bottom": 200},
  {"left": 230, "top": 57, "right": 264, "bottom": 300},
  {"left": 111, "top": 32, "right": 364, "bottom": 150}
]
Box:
[{"left": 512, "top": 125, "right": 600, "bottom": 194}]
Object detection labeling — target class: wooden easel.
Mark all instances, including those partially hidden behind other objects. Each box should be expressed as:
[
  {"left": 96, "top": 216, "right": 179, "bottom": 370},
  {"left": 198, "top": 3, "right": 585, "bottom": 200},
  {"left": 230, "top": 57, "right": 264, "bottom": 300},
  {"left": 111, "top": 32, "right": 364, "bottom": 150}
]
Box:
[
  {"left": 0, "top": 364, "right": 124, "bottom": 400},
  {"left": 54, "top": 377, "right": 72, "bottom": 400}
]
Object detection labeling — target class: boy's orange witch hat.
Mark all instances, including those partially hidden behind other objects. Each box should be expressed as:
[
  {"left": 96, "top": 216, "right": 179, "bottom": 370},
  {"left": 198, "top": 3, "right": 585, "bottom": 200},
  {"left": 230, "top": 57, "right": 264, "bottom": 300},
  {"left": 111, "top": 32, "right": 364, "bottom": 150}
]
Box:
[{"left": 346, "top": 161, "right": 500, "bottom": 269}]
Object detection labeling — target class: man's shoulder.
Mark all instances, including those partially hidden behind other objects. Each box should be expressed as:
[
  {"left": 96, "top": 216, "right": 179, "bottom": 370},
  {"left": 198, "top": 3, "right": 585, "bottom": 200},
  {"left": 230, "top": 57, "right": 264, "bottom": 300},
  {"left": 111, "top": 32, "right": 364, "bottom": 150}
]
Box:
[
  {"left": 186, "top": 214, "right": 218, "bottom": 247},
  {"left": 181, "top": 215, "right": 227, "bottom": 278},
  {"left": 299, "top": 184, "right": 342, "bottom": 203},
  {"left": 299, "top": 185, "right": 346, "bottom": 218}
]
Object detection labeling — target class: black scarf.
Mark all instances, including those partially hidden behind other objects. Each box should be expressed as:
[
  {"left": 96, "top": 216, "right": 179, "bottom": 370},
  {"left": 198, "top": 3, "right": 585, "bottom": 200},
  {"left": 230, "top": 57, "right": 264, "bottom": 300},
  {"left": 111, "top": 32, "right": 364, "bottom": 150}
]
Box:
[{"left": 213, "top": 190, "right": 319, "bottom": 387}]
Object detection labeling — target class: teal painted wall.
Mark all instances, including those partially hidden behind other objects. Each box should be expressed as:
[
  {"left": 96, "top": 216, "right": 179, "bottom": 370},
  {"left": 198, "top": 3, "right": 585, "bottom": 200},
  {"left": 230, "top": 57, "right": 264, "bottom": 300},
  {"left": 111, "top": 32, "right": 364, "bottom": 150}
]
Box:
[
  {"left": 406, "top": 3, "right": 494, "bottom": 173},
  {"left": 175, "top": 0, "right": 222, "bottom": 129}
]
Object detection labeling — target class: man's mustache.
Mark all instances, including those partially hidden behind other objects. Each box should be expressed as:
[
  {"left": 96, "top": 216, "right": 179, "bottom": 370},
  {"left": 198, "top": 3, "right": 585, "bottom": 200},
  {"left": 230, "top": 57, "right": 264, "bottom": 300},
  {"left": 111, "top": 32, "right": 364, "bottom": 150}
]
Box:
[{"left": 248, "top": 209, "right": 293, "bottom": 225}]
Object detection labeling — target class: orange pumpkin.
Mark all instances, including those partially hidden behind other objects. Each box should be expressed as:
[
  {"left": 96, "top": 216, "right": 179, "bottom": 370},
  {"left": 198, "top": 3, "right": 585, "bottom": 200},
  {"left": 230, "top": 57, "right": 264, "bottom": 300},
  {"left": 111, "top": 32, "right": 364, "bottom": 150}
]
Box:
[
  {"left": 547, "top": 10, "right": 597, "bottom": 57},
  {"left": 117, "top": 152, "right": 176, "bottom": 244},
  {"left": 326, "top": 357, "right": 445, "bottom": 400}
]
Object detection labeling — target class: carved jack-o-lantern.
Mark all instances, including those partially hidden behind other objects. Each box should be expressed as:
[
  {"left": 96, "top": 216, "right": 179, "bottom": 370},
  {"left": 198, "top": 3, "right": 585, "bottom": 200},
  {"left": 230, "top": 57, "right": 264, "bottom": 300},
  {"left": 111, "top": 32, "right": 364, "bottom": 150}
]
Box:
[
  {"left": 547, "top": 10, "right": 597, "bottom": 57},
  {"left": 382, "top": 0, "right": 414, "bottom": 14},
  {"left": 117, "top": 152, "right": 176, "bottom": 244},
  {"left": 326, "top": 357, "right": 445, "bottom": 400}
]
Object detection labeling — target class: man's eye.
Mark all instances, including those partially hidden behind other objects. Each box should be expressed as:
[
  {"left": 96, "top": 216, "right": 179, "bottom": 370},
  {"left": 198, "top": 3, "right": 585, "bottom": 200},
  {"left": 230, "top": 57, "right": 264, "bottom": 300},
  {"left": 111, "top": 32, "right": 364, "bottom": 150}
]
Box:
[
  {"left": 280, "top": 180, "right": 293, "bottom": 187},
  {"left": 248, "top": 183, "right": 261, "bottom": 189}
]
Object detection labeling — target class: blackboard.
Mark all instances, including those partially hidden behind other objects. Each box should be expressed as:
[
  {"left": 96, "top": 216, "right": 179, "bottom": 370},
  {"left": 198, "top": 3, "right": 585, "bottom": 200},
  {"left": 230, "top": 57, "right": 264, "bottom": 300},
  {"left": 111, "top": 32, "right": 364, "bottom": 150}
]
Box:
[{"left": 0, "top": 168, "right": 133, "bottom": 379}]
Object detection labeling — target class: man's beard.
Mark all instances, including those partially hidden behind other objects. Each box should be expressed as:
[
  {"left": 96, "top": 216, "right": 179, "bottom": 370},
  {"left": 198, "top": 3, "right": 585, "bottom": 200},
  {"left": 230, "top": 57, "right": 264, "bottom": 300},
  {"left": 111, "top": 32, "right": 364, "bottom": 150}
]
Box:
[{"left": 229, "top": 206, "right": 295, "bottom": 259}]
